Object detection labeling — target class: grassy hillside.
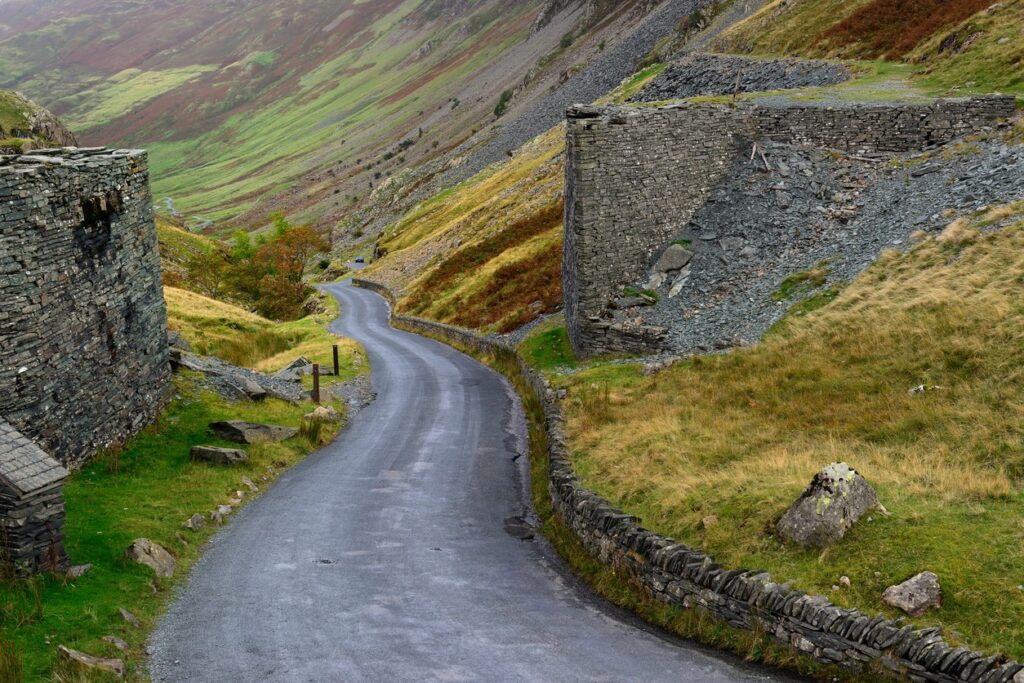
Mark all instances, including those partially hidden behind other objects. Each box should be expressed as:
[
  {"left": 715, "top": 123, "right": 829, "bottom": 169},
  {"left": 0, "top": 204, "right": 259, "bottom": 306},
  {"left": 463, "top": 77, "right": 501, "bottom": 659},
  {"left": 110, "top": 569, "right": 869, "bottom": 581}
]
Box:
[
  {"left": 715, "top": 0, "right": 1024, "bottom": 97},
  {"left": 555, "top": 203, "right": 1024, "bottom": 659},
  {"left": 165, "top": 286, "right": 360, "bottom": 373},
  {"left": 0, "top": 0, "right": 566, "bottom": 229},
  {"left": 366, "top": 126, "right": 566, "bottom": 333}
]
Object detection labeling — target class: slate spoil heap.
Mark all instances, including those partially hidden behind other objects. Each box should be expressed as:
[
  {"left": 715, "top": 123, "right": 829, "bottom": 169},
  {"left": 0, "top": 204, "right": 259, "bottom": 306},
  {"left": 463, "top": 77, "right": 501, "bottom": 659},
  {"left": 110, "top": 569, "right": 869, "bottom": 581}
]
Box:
[{"left": 0, "top": 419, "right": 69, "bottom": 575}]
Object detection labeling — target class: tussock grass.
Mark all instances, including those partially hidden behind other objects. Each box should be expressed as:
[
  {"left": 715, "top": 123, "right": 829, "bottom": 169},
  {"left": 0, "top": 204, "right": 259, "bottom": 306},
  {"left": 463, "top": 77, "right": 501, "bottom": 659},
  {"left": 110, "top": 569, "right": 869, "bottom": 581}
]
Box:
[{"left": 561, "top": 209, "right": 1024, "bottom": 658}]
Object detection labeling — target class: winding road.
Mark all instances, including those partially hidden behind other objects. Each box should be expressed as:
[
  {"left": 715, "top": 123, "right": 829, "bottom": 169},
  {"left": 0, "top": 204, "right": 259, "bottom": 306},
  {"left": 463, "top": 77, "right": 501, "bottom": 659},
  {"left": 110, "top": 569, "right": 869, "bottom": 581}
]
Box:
[{"left": 149, "top": 281, "right": 799, "bottom": 682}]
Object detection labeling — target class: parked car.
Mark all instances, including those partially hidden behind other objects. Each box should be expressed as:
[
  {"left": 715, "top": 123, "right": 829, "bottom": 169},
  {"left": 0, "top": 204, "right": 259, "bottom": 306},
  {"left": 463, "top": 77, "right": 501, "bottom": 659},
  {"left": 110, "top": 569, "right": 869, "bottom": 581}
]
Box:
[{"left": 354, "top": 256, "right": 365, "bottom": 264}]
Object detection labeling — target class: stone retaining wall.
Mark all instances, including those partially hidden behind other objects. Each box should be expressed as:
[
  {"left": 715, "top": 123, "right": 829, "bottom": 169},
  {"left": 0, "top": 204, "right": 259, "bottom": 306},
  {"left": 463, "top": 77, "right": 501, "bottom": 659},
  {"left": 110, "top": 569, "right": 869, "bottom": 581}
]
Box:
[
  {"left": 352, "top": 277, "right": 1024, "bottom": 682},
  {"left": 0, "top": 148, "right": 171, "bottom": 468},
  {"left": 564, "top": 96, "right": 1017, "bottom": 357}
]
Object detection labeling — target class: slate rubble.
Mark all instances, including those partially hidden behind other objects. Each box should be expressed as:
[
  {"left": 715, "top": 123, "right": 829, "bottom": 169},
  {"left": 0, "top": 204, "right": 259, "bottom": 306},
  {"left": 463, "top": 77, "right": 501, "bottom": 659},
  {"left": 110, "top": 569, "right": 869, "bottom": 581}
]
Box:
[{"left": 631, "top": 52, "right": 851, "bottom": 103}]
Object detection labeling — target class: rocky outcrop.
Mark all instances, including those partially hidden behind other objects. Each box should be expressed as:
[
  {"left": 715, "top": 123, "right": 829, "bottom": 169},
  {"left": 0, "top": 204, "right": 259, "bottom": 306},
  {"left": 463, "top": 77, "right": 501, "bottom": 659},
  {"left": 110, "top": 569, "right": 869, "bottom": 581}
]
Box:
[
  {"left": 0, "top": 91, "right": 77, "bottom": 149},
  {"left": 776, "top": 463, "right": 880, "bottom": 548}
]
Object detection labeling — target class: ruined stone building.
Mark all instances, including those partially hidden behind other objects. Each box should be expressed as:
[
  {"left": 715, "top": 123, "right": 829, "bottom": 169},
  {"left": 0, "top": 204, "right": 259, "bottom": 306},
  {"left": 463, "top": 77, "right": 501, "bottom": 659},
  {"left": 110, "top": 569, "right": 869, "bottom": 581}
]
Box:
[{"left": 0, "top": 148, "right": 171, "bottom": 574}]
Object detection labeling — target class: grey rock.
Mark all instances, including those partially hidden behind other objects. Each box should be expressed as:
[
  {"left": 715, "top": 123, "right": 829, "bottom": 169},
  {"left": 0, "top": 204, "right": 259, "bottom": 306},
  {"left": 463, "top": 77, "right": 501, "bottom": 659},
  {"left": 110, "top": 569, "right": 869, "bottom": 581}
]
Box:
[
  {"left": 125, "top": 538, "right": 176, "bottom": 578},
  {"left": 57, "top": 646, "right": 125, "bottom": 679},
  {"left": 190, "top": 445, "right": 248, "bottom": 465},
  {"left": 67, "top": 564, "right": 93, "bottom": 579},
  {"left": 611, "top": 297, "right": 649, "bottom": 310},
  {"left": 167, "top": 329, "right": 191, "bottom": 352},
  {"left": 183, "top": 513, "right": 206, "bottom": 531},
  {"left": 102, "top": 635, "right": 129, "bottom": 652},
  {"left": 118, "top": 607, "right": 141, "bottom": 628},
  {"left": 210, "top": 421, "right": 298, "bottom": 444},
  {"left": 653, "top": 244, "right": 693, "bottom": 273},
  {"left": 777, "top": 463, "right": 880, "bottom": 547},
  {"left": 883, "top": 572, "right": 942, "bottom": 617}
]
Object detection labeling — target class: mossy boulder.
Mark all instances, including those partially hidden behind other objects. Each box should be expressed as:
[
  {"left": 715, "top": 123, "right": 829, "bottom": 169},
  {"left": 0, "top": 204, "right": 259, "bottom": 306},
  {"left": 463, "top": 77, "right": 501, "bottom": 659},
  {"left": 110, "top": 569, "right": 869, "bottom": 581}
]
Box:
[{"left": 777, "top": 462, "right": 881, "bottom": 548}]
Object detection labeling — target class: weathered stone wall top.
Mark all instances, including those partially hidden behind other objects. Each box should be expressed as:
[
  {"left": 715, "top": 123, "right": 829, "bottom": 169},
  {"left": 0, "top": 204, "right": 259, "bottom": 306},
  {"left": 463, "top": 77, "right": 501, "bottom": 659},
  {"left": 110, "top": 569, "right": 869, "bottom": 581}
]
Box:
[{"left": 0, "top": 147, "right": 171, "bottom": 467}]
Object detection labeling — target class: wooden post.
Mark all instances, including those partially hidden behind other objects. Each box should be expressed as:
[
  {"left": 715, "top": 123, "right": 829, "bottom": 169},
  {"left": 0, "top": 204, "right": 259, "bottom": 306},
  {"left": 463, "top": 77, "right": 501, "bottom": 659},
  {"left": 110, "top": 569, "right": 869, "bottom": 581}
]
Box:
[
  {"left": 333, "top": 345, "right": 340, "bottom": 377},
  {"left": 312, "top": 364, "right": 321, "bottom": 405}
]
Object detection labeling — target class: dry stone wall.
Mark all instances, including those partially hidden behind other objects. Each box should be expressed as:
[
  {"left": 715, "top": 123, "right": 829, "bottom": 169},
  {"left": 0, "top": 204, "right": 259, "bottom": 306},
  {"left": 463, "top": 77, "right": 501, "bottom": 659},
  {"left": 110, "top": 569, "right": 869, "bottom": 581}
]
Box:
[
  {"left": 352, "top": 277, "right": 1024, "bottom": 682},
  {"left": 0, "top": 148, "right": 171, "bottom": 468},
  {"left": 564, "top": 96, "right": 1016, "bottom": 357}
]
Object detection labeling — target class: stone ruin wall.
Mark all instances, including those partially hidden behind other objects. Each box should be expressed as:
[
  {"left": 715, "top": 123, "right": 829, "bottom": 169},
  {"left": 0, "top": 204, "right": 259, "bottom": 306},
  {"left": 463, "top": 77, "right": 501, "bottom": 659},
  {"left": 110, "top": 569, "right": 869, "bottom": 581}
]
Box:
[
  {"left": 564, "top": 96, "right": 1017, "bottom": 357},
  {"left": 0, "top": 148, "right": 171, "bottom": 469}
]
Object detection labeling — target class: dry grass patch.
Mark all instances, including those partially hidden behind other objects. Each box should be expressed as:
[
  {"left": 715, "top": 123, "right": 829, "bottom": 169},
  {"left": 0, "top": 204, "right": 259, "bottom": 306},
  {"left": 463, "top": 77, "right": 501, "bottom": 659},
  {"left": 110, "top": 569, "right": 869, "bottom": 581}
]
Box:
[{"left": 561, "top": 213, "right": 1024, "bottom": 658}]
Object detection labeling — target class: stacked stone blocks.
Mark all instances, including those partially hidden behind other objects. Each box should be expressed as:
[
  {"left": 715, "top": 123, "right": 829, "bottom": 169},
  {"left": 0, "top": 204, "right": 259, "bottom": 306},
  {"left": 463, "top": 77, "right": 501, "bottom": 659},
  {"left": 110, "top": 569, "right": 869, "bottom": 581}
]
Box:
[{"left": 0, "top": 148, "right": 172, "bottom": 468}]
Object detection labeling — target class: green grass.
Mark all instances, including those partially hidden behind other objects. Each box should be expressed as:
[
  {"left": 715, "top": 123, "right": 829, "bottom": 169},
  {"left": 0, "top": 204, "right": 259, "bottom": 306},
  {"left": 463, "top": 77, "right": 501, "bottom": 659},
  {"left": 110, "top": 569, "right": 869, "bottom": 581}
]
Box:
[
  {"left": 558, "top": 208, "right": 1024, "bottom": 660},
  {"left": 517, "top": 319, "right": 577, "bottom": 373},
  {"left": 771, "top": 263, "right": 830, "bottom": 302},
  {"left": 0, "top": 371, "right": 355, "bottom": 681},
  {"left": 0, "top": 91, "right": 35, "bottom": 134}
]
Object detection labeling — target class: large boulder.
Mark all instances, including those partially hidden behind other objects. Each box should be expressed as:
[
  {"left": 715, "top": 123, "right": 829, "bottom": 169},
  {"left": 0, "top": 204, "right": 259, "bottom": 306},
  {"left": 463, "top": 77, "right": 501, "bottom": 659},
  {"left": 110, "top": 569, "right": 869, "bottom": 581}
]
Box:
[
  {"left": 776, "top": 463, "right": 880, "bottom": 547},
  {"left": 57, "top": 646, "right": 125, "bottom": 679},
  {"left": 191, "top": 445, "right": 248, "bottom": 465},
  {"left": 883, "top": 572, "right": 942, "bottom": 617},
  {"left": 210, "top": 421, "right": 298, "bottom": 444},
  {"left": 125, "top": 538, "right": 176, "bottom": 578},
  {"left": 653, "top": 244, "right": 694, "bottom": 273}
]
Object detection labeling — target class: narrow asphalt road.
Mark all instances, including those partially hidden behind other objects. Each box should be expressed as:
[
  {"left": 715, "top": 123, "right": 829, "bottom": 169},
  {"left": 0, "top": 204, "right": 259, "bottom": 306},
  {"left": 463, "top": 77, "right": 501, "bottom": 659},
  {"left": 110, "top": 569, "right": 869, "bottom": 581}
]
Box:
[{"left": 149, "top": 281, "right": 801, "bottom": 682}]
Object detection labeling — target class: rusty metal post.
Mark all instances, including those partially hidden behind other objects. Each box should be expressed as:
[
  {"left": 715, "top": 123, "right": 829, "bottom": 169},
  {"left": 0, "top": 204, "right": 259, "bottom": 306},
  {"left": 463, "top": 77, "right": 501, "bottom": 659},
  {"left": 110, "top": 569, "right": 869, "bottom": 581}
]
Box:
[
  {"left": 312, "top": 364, "right": 321, "bottom": 405},
  {"left": 333, "top": 345, "right": 340, "bottom": 377}
]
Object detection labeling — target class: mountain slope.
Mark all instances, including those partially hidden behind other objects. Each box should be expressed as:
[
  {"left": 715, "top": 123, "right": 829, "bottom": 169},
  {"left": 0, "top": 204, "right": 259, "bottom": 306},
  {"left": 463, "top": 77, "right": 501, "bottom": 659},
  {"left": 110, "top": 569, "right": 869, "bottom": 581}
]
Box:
[{"left": 0, "top": 0, "right": 683, "bottom": 235}]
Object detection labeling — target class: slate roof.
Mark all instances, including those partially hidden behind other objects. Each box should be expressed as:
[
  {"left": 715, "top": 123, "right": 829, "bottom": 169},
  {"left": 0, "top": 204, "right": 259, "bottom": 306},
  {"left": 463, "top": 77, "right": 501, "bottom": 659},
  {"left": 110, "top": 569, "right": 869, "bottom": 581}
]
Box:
[{"left": 0, "top": 418, "right": 67, "bottom": 496}]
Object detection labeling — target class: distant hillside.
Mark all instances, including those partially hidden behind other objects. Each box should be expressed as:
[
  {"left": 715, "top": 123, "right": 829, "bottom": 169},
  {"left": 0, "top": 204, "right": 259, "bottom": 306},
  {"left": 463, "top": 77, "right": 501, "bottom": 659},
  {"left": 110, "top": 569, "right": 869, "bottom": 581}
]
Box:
[
  {"left": 715, "top": 0, "right": 1024, "bottom": 97},
  {"left": 0, "top": 0, "right": 680, "bottom": 237},
  {"left": 0, "top": 90, "right": 76, "bottom": 152}
]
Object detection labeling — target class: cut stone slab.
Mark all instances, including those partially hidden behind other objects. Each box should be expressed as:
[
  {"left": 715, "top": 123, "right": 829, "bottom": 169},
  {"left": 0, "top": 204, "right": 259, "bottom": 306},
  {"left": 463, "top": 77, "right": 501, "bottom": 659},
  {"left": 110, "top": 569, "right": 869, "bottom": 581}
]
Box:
[
  {"left": 210, "top": 421, "right": 298, "bottom": 444},
  {"left": 236, "top": 377, "right": 268, "bottom": 401},
  {"left": 57, "top": 646, "right": 125, "bottom": 679},
  {"left": 653, "top": 244, "right": 693, "bottom": 273},
  {"left": 190, "top": 445, "right": 248, "bottom": 465},
  {"left": 883, "top": 571, "right": 942, "bottom": 617},
  {"left": 125, "top": 538, "right": 176, "bottom": 578},
  {"left": 776, "top": 462, "right": 880, "bottom": 548}
]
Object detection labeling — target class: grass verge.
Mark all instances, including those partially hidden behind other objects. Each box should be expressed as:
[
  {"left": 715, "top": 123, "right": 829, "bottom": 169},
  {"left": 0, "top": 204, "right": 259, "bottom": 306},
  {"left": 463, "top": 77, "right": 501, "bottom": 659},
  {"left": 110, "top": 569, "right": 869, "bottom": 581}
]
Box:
[{"left": 0, "top": 371, "right": 355, "bottom": 681}]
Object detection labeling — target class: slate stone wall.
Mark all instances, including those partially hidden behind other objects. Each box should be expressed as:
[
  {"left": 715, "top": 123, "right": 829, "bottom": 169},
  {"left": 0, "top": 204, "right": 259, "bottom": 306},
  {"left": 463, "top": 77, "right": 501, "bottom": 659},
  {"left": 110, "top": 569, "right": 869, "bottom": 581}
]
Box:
[
  {"left": 351, "top": 276, "right": 1024, "bottom": 682},
  {"left": 0, "top": 148, "right": 171, "bottom": 468},
  {"left": 564, "top": 96, "right": 1017, "bottom": 357}
]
